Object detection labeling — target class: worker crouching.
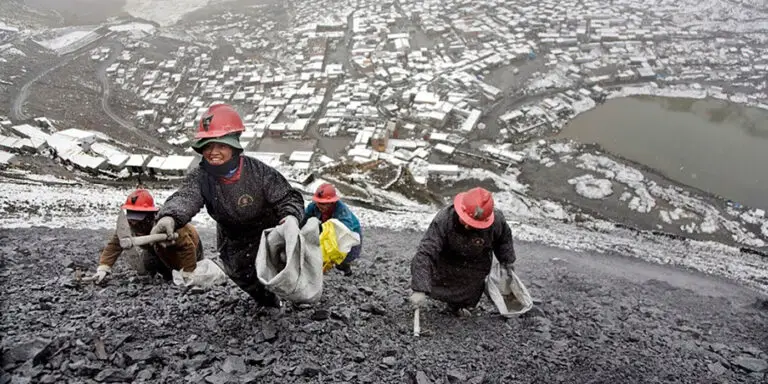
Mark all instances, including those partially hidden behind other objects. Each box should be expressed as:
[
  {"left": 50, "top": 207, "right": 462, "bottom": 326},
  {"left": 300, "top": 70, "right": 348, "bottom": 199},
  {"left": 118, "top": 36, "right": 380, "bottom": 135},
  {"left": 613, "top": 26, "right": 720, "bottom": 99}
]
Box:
[
  {"left": 302, "top": 183, "right": 362, "bottom": 276},
  {"left": 151, "top": 104, "right": 304, "bottom": 309},
  {"left": 92, "top": 188, "right": 203, "bottom": 283},
  {"left": 409, "top": 187, "right": 517, "bottom": 316}
]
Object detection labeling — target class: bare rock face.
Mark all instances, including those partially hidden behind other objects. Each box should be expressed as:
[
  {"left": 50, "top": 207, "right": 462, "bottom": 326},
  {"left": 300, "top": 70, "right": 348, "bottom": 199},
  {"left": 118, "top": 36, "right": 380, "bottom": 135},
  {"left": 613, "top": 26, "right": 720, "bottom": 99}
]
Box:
[{"left": 2, "top": 227, "right": 767, "bottom": 383}]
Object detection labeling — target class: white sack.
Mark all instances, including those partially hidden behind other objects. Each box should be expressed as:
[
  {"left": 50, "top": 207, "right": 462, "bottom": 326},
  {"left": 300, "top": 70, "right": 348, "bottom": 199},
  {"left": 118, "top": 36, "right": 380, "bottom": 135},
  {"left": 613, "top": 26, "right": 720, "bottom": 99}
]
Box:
[
  {"left": 255, "top": 216, "right": 323, "bottom": 303},
  {"left": 325, "top": 218, "right": 361, "bottom": 253},
  {"left": 485, "top": 256, "right": 534, "bottom": 317},
  {"left": 172, "top": 259, "right": 228, "bottom": 288}
]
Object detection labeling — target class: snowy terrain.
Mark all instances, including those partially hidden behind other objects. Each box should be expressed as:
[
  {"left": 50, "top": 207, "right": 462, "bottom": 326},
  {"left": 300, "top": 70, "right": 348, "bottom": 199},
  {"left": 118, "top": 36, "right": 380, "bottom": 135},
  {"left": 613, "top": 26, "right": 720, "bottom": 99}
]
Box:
[
  {"left": 2, "top": 174, "right": 767, "bottom": 296},
  {"left": 123, "top": 0, "right": 235, "bottom": 27}
]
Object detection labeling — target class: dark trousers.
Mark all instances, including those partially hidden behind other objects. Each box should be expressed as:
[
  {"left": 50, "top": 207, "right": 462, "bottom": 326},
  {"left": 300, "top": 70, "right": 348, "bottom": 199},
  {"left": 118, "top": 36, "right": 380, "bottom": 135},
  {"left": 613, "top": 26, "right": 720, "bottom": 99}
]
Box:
[{"left": 218, "top": 237, "right": 279, "bottom": 307}]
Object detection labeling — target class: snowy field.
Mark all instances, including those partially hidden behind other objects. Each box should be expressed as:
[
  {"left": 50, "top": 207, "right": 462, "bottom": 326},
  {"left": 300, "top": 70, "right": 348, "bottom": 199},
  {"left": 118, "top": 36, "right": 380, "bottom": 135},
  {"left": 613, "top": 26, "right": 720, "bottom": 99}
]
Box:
[
  {"left": 1, "top": 173, "right": 767, "bottom": 296},
  {"left": 123, "top": 0, "right": 235, "bottom": 27},
  {"left": 34, "top": 29, "right": 100, "bottom": 53}
]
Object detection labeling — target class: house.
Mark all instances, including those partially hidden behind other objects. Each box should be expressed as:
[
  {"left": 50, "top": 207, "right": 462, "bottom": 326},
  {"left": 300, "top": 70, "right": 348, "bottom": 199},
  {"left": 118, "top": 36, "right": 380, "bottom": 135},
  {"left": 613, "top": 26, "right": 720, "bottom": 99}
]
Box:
[
  {"left": 159, "top": 155, "right": 197, "bottom": 176},
  {"left": 288, "top": 150, "right": 313, "bottom": 164},
  {"left": 0, "top": 150, "right": 18, "bottom": 168},
  {"left": 125, "top": 154, "right": 151, "bottom": 174},
  {"left": 10, "top": 124, "right": 49, "bottom": 151},
  {"left": 245, "top": 151, "right": 283, "bottom": 167},
  {"left": 427, "top": 164, "right": 461, "bottom": 176}
]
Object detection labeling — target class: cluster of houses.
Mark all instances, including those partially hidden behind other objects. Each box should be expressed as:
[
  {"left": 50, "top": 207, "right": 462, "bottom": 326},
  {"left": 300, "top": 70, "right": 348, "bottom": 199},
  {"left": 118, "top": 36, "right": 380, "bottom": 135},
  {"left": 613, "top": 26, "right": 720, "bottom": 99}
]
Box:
[{"left": 0, "top": 117, "right": 197, "bottom": 176}]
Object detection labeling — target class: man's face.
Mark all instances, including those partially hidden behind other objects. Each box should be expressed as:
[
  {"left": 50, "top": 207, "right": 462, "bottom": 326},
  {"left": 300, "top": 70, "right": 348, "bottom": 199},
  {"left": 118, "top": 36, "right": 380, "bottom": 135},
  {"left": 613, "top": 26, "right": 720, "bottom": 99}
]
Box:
[
  {"left": 317, "top": 202, "right": 335, "bottom": 213},
  {"left": 128, "top": 216, "right": 153, "bottom": 234}
]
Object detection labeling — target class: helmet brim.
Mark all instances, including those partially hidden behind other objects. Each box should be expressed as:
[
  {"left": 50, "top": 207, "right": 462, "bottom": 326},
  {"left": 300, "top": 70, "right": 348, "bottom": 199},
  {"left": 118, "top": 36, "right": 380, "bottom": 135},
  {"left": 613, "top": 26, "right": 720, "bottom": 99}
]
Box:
[
  {"left": 453, "top": 192, "right": 494, "bottom": 229},
  {"left": 191, "top": 134, "right": 243, "bottom": 153},
  {"left": 313, "top": 195, "right": 339, "bottom": 203},
  {"left": 121, "top": 204, "right": 159, "bottom": 212}
]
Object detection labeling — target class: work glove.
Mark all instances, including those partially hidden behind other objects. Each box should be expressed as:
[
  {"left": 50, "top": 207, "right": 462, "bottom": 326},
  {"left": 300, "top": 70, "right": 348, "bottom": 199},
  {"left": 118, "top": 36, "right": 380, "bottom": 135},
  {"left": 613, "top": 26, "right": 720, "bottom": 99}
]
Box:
[
  {"left": 410, "top": 292, "right": 427, "bottom": 309},
  {"left": 91, "top": 265, "right": 111, "bottom": 284},
  {"left": 150, "top": 217, "right": 176, "bottom": 247}
]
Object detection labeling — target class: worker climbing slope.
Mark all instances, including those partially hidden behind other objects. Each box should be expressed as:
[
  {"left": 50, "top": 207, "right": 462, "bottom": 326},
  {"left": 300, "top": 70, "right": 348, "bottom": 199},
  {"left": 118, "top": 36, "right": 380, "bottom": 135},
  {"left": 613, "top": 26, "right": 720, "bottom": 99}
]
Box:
[
  {"left": 92, "top": 188, "right": 203, "bottom": 283},
  {"left": 302, "top": 182, "right": 362, "bottom": 276},
  {"left": 151, "top": 104, "right": 304, "bottom": 309},
  {"left": 410, "top": 187, "right": 517, "bottom": 316}
]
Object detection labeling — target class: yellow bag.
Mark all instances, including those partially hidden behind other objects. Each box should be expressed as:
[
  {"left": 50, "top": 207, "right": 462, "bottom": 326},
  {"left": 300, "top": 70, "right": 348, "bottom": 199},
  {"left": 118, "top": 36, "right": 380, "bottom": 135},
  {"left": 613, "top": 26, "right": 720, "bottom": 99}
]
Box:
[{"left": 319, "top": 221, "right": 348, "bottom": 273}]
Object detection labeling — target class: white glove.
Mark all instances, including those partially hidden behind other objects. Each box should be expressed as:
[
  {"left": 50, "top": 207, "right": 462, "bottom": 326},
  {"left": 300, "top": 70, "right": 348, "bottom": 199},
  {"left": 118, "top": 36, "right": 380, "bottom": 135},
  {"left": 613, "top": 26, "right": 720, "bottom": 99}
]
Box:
[
  {"left": 410, "top": 292, "right": 427, "bottom": 308},
  {"left": 150, "top": 217, "right": 176, "bottom": 247},
  {"left": 92, "top": 265, "right": 112, "bottom": 283}
]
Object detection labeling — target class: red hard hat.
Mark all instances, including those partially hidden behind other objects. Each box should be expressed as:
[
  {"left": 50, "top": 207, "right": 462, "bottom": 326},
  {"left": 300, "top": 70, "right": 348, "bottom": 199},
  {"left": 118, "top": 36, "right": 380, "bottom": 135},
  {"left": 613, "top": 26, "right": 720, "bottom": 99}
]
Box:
[
  {"left": 121, "top": 189, "right": 159, "bottom": 212},
  {"left": 313, "top": 183, "right": 339, "bottom": 203},
  {"left": 453, "top": 187, "right": 495, "bottom": 229},
  {"left": 195, "top": 104, "right": 245, "bottom": 139}
]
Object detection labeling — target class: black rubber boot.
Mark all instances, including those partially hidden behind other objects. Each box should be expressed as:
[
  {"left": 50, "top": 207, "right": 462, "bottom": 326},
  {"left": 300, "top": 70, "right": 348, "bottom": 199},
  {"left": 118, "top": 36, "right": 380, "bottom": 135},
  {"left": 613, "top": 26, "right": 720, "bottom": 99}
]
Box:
[{"left": 336, "top": 262, "right": 353, "bottom": 277}]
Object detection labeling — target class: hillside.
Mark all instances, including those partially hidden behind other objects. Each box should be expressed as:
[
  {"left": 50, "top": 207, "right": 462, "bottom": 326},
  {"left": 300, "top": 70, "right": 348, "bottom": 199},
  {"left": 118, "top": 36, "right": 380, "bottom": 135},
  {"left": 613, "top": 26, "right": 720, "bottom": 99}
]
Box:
[{"left": 2, "top": 226, "right": 767, "bottom": 383}]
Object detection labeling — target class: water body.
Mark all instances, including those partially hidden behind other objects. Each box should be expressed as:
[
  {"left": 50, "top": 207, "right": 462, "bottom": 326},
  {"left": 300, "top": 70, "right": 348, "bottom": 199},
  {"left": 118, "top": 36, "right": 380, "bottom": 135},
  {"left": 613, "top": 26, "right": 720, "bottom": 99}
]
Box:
[{"left": 559, "top": 96, "right": 768, "bottom": 210}]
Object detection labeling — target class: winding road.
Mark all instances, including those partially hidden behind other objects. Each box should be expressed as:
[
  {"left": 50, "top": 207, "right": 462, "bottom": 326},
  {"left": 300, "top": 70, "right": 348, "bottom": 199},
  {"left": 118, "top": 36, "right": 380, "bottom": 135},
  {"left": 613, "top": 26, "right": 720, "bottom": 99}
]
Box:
[{"left": 11, "top": 36, "right": 170, "bottom": 151}]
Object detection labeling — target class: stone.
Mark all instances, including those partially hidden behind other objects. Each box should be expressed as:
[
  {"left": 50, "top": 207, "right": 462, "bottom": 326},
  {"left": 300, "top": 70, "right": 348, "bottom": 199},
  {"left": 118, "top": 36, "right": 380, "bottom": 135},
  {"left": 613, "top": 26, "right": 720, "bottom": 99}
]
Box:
[
  {"left": 4, "top": 338, "right": 53, "bottom": 366},
  {"left": 310, "top": 309, "right": 330, "bottom": 321},
  {"left": 94, "top": 338, "right": 108, "bottom": 360},
  {"left": 382, "top": 357, "right": 396, "bottom": 367},
  {"left": 94, "top": 368, "right": 133, "bottom": 382},
  {"left": 359, "top": 286, "right": 374, "bottom": 296},
  {"left": 135, "top": 369, "right": 154, "bottom": 381},
  {"left": 707, "top": 362, "right": 727, "bottom": 375},
  {"left": 204, "top": 372, "right": 232, "bottom": 384},
  {"left": 415, "top": 371, "right": 432, "bottom": 384},
  {"left": 352, "top": 352, "right": 366, "bottom": 363},
  {"left": 262, "top": 324, "right": 278, "bottom": 342},
  {"left": 732, "top": 356, "right": 768, "bottom": 373},
  {"left": 360, "top": 303, "right": 387, "bottom": 316},
  {"left": 447, "top": 369, "right": 467, "bottom": 382},
  {"left": 126, "top": 349, "right": 153, "bottom": 362},
  {"left": 292, "top": 363, "right": 322, "bottom": 377},
  {"left": 221, "top": 356, "right": 246, "bottom": 374}
]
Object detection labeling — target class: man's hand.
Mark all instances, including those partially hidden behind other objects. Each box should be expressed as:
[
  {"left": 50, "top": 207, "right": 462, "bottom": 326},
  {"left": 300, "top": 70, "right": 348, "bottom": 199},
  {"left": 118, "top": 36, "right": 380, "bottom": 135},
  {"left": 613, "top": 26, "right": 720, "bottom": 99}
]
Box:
[
  {"left": 151, "top": 217, "right": 176, "bottom": 247},
  {"left": 503, "top": 263, "right": 515, "bottom": 276},
  {"left": 92, "top": 265, "right": 112, "bottom": 284},
  {"left": 410, "top": 292, "right": 427, "bottom": 308}
]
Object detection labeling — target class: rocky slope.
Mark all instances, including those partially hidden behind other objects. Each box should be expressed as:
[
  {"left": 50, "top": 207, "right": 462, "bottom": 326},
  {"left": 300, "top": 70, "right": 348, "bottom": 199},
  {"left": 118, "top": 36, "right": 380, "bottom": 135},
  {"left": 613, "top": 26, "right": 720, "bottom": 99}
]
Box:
[{"left": 1, "top": 227, "right": 767, "bottom": 383}]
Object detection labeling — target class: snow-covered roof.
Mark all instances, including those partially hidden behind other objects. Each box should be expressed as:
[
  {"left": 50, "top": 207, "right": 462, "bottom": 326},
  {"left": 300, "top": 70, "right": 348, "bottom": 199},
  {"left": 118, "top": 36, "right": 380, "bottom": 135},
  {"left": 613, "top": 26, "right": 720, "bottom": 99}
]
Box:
[
  {"left": 146, "top": 156, "right": 166, "bottom": 169},
  {"left": 11, "top": 124, "right": 49, "bottom": 140},
  {"left": 245, "top": 151, "right": 283, "bottom": 167},
  {"left": 0, "top": 150, "right": 15, "bottom": 164},
  {"left": 289, "top": 150, "right": 313, "bottom": 163},
  {"left": 160, "top": 155, "right": 195, "bottom": 171},
  {"left": 57, "top": 128, "right": 96, "bottom": 143},
  {"left": 427, "top": 164, "right": 460, "bottom": 174},
  {"left": 125, "top": 154, "right": 150, "bottom": 167}
]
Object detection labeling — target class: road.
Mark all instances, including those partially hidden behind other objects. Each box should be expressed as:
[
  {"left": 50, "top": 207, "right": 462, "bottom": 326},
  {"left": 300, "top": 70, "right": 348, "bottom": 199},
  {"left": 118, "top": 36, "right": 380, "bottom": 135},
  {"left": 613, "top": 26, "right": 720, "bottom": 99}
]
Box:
[
  {"left": 95, "top": 41, "right": 170, "bottom": 150},
  {"left": 10, "top": 47, "right": 95, "bottom": 121}
]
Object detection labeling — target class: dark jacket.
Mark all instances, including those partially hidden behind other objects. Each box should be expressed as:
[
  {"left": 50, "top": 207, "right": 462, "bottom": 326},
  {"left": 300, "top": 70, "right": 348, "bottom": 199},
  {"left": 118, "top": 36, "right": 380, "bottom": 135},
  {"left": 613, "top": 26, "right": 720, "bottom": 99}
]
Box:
[
  {"left": 410, "top": 205, "right": 516, "bottom": 307},
  {"left": 158, "top": 155, "right": 305, "bottom": 244},
  {"left": 157, "top": 156, "right": 304, "bottom": 303}
]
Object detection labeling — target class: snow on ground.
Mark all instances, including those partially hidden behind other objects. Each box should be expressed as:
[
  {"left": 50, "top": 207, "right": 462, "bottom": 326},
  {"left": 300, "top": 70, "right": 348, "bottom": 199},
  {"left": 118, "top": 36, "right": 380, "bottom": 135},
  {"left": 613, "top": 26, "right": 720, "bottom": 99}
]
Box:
[
  {"left": 35, "top": 30, "right": 96, "bottom": 51},
  {"left": 3, "top": 178, "right": 767, "bottom": 294},
  {"left": 123, "top": 0, "right": 236, "bottom": 27},
  {"left": 568, "top": 174, "right": 613, "bottom": 199},
  {"left": 609, "top": 84, "right": 708, "bottom": 100},
  {"left": 108, "top": 22, "right": 156, "bottom": 38},
  {"left": 574, "top": 153, "right": 656, "bottom": 213}
]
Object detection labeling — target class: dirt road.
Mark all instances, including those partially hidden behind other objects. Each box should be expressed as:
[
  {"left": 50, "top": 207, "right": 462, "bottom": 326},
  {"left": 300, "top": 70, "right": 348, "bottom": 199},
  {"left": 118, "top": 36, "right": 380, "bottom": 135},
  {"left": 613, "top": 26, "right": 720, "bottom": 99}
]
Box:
[{"left": 1, "top": 227, "right": 767, "bottom": 383}]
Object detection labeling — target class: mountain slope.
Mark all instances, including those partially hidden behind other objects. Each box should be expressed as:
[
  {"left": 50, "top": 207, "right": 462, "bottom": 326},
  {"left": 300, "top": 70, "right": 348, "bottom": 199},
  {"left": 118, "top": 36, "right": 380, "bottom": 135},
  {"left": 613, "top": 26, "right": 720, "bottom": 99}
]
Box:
[{"left": 1, "top": 227, "right": 767, "bottom": 383}]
